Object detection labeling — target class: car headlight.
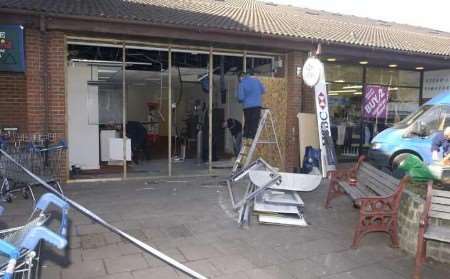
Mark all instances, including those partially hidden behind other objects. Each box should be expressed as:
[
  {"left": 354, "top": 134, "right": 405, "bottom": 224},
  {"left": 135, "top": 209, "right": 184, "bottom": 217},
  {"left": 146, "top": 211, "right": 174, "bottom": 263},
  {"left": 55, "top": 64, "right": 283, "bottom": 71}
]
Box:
[{"left": 371, "top": 143, "right": 382, "bottom": 150}]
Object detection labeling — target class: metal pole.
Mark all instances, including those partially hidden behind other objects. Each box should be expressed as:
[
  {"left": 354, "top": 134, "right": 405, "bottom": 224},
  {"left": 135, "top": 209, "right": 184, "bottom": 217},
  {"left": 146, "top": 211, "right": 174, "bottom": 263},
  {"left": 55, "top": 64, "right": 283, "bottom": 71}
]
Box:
[
  {"left": 209, "top": 47, "right": 213, "bottom": 173},
  {"left": 0, "top": 149, "right": 207, "bottom": 279},
  {"left": 168, "top": 47, "right": 172, "bottom": 176},
  {"left": 243, "top": 51, "right": 247, "bottom": 73},
  {"left": 122, "top": 43, "right": 127, "bottom": 179},
  {"left": 419, "top": 70, "right": 424, "bottom": 105}
]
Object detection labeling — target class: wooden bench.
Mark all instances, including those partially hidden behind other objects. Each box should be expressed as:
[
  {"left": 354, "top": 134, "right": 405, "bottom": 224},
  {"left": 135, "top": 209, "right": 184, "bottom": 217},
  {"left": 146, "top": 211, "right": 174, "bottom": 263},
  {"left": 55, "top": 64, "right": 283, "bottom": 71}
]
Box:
[
  {"left": 325, "top": 156, "right": 410, "bottom": 248},
  {"left": 414, "top": 181, "right": 450, "bottom": 279}
]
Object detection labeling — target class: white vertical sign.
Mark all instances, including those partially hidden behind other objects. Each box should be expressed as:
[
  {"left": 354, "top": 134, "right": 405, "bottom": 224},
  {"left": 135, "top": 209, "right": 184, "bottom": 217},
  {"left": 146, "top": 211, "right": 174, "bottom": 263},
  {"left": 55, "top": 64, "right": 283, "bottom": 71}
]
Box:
[{"left": 302, "top": 57, "right": 335, "bottom": 177}]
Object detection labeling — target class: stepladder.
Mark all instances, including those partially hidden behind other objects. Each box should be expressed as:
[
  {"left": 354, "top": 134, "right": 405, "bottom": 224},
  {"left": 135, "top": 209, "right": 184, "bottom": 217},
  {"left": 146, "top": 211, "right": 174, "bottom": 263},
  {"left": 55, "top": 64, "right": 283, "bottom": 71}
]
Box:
[
  {"left": 232, "top": 108, "right": 283, "bottom": 174},
  {"left": 228, "top": 108, "right": 283, "bottom": 226}
]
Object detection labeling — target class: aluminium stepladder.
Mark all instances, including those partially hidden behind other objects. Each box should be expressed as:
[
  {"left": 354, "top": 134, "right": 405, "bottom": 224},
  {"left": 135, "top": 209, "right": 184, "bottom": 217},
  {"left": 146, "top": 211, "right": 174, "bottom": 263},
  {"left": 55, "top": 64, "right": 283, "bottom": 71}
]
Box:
[{"left": 227, "top": 108, "right": 283, "bottom": 226}]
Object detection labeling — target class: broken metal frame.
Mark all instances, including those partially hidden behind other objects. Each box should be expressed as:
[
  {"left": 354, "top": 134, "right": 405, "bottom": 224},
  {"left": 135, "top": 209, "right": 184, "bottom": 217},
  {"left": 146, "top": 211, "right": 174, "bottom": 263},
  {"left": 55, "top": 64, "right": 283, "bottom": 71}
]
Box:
[{"left": 226, "top": 158, "right": 282, "bottom": 226}]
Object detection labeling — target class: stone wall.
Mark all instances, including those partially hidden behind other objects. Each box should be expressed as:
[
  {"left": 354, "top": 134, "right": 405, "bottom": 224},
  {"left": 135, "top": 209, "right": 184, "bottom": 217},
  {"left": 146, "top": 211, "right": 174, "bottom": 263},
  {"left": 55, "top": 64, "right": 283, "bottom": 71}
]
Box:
[{"left": 398, "top": 187, "right": 450, "bottom": 263}]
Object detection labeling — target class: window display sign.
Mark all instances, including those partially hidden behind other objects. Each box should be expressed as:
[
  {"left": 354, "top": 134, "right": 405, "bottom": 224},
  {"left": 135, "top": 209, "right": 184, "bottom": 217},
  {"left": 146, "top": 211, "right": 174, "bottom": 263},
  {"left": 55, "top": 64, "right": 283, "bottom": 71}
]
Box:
[
  {"left": 363, "top": 85, "right": 389, "bottom": 119},
  {"left": 0, "top": 25, "right": 25, "bottom": 72}
]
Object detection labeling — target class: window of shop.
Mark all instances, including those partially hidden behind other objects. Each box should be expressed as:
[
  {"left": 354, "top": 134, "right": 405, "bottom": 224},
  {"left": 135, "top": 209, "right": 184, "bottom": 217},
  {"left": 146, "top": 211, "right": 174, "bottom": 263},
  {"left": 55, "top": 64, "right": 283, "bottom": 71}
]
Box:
[{"left": 325, "top": 63, "right": 421, "bottom": 161}]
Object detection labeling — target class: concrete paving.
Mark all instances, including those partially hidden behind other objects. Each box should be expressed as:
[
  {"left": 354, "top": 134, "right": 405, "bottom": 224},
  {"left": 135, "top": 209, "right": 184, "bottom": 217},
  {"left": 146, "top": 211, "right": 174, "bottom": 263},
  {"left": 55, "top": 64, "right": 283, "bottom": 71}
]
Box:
[{"left": 1, "top": 175, "right": 449, "bottom": 278}]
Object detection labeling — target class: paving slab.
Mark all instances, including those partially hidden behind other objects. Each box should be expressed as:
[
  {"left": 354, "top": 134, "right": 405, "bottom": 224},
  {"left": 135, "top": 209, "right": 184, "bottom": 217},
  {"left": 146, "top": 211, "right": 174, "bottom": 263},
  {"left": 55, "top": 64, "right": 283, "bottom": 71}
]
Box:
[{"left": 0, "top": 176, "right": 448, "bottom": 278}]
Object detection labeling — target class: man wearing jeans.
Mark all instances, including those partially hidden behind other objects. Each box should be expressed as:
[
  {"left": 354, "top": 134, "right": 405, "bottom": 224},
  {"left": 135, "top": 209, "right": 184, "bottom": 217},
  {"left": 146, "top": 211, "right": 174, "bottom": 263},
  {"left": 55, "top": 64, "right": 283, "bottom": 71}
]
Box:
[
  {"left": 236, "top": 71, "right": 266, "bottom": 166},
  {"left": 222, "top": 118, "right": 242, "bottom": 157}
]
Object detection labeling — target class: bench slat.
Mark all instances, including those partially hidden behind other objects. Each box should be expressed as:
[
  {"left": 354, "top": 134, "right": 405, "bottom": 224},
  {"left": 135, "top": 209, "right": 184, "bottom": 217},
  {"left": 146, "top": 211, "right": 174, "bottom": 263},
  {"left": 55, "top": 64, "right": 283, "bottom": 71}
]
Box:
[
  {"left": 358, "top": 167, "right": 398, "bottom": 191},
  {"left": 358, "top": 168, "right": 398, "bottom": 194},
  {"left": 338, "top": 181, "right": 373, "bottom": 200},
  {"left": 365, "top": 178, "right": 393, "bottom": 196},
  {"left": 432, "top": 189, "right": 450, "bottom": 198},
  {"left": 360, "top": 163, "right": 400, "bottom": 185},
  {"left": 431, "top": 204, "right": 450, "bottom": 213},
  {"left": 429, "top": 210, "right": 450, "bottom": 220},
  {"left": 424, "top": 225, "right": 450, "bottom": 242},
  {"left": 431, "top": 196, "right": 450, "bottom": 205}
]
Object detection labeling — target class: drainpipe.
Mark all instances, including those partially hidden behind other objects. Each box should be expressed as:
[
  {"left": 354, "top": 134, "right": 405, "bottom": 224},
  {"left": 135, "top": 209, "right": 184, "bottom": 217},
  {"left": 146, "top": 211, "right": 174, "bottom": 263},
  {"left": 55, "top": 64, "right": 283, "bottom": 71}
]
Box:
[{"left": 40, "top": 15, "right": 49, "bottom": 135}]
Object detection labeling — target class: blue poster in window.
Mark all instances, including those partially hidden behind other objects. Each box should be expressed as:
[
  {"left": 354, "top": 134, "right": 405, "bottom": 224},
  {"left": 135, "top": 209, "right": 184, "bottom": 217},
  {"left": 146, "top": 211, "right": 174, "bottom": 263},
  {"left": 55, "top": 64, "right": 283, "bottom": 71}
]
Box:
[{"left": 0, "top": 25, "right": 25, "bottom": 72}]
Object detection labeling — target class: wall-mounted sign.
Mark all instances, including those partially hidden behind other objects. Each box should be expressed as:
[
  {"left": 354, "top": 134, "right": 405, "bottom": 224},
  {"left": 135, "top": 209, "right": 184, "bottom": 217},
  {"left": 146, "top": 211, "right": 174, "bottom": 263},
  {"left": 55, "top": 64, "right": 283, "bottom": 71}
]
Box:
[{"left": 0, "top": 25, "right": 25, "bottom": 72}]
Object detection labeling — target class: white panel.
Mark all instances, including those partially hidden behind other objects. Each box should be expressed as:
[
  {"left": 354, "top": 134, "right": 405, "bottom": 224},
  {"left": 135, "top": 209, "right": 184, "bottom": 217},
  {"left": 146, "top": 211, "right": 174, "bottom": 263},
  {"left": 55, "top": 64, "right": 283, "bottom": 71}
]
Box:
[{"left": 67, "top": 64, "right": 100, "bottom": 170}]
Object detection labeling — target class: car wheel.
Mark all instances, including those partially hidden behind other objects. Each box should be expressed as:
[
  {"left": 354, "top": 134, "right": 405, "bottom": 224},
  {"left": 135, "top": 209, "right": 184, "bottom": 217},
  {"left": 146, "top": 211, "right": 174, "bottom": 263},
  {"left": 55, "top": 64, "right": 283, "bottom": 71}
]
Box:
[{"left": 391, "top": 153, "right": 421, "bottom": 178}]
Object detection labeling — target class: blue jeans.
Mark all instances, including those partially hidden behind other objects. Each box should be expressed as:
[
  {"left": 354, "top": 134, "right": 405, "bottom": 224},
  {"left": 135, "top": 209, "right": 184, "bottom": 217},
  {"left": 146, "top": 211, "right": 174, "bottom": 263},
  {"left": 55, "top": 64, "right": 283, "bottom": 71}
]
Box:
[{"left": 233, "top": 132, "right": 242, "bottom": 156}]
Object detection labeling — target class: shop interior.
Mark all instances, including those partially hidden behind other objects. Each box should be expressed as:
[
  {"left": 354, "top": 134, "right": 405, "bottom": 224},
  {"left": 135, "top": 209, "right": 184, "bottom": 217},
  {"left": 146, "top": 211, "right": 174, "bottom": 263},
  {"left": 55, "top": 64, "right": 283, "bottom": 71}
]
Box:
[
  {"left": 66, "top": 42, "right": 275, "bottom": 179},
  {"left": 324, "top": 60, "right": 421, "bottom": 161}
]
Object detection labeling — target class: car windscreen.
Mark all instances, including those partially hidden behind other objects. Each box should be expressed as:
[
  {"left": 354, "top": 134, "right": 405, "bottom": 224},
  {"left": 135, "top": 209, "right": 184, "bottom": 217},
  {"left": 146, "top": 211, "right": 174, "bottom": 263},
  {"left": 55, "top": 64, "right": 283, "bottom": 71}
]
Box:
[{"left": 393, "top": 105, "right": 433, "bottom": 128}]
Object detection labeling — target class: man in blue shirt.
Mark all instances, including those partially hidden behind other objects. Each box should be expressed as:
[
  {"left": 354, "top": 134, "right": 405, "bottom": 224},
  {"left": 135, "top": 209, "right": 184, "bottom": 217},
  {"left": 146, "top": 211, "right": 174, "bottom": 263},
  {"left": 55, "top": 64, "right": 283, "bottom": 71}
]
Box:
[
  {"left": 236, "top": 71, "right": 266, "bottom": 139},
  {"left": 234, "top": 71, "right": 266, "bottom": 167},
  {"left": 431, "top": 127, "right": 450, "bottom": 161}
]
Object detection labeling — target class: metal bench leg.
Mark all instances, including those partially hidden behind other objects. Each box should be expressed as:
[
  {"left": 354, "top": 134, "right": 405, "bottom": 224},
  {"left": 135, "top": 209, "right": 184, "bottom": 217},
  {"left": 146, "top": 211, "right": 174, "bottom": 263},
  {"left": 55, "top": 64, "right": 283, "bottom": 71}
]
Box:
[
  {"left": 414, "top": 235, "right": 427, "bottom": 279},
  {"left": 351, "top": 219, "right": 365, "bottom": 249},
  {"left": 389, "top": 217, "right": 400, "bottom": 248},
  {"left": 325, "top": 180, "right": 344, "bottom": 208}
]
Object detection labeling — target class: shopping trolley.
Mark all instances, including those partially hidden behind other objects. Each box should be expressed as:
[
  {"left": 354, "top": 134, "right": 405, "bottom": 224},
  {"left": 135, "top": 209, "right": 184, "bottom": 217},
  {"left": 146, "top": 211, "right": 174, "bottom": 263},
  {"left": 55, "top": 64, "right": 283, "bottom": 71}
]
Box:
[
  {"left": 0, "top": 139, "right": 66, "bottom": 203},
  {"left": 0, "top": 193, "right": 69, "bottom": 279}
]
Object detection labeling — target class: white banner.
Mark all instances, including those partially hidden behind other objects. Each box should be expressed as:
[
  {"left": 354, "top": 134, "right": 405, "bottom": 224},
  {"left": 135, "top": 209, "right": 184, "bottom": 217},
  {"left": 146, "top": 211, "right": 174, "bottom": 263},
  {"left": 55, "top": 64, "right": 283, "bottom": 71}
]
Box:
[{"left": 303, "top": 57, "right": 336, "bottom": 177}]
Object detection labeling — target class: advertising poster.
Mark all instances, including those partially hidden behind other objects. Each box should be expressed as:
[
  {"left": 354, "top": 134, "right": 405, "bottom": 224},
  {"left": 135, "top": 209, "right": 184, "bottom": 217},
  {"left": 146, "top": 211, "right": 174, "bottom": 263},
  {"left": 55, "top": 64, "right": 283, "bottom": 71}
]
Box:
[
  {"left": 0, "top": 25, "right": 25, "bottom": 72},
  {"left": 363, "top": 85, "right": 389, "bottom": 119}
]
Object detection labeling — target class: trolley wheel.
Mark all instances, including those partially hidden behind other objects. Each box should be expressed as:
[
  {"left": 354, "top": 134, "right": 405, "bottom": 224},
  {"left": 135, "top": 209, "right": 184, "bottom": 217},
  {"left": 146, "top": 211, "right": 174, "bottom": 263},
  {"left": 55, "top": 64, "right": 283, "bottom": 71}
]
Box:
[
  {"left": 5, "top": 195, "right": 12, "bottom": 203},
  {"left": 22, "top": 189, "right": 29, "bottom": 200}
]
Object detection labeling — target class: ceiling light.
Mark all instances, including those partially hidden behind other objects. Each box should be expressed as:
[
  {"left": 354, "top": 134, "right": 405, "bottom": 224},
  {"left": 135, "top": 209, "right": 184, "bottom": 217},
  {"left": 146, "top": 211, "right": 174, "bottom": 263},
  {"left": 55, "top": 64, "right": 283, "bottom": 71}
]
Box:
[
  {"left": 328, "top": 93, "right": 339, "bottom": 96},
  {"left": 329, "top": 89, "right": 356, "bottom": 93},
  {"left": 334, "top": 80, "right": 345, "bottom": 83},
  {"left": 353, "top": 92, "right": 363, "bottom": 95},
  {"left": 389, "top": 87, "right": 399, "bottom": 91},
  {"left": 416, "top": 66, "right": 425, "bottom": 70},
  {"left": 327, "top": 58, "right": 337, "bottom": 62},
  {"left": 343, "top": 85, "right": 363, "bottom": 89},
  {"left": 388, "top": 64, "right": 398, "bottom": 68},
  {"left": 359, "top": 61, "right": 368, "bottom": 65}
]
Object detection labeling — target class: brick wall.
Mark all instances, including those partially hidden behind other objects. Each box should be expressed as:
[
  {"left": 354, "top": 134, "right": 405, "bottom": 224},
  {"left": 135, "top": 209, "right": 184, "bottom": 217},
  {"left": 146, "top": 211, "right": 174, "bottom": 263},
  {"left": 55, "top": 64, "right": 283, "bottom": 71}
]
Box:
[
  {"left": 398, "top": 188, "right": 450, "bottom": 263},
  {"left": 0, "top": 73, "right": 27, "bottom": 131},
  {"left": 284, "top": 51, "right": 307, "bottom": 171}
]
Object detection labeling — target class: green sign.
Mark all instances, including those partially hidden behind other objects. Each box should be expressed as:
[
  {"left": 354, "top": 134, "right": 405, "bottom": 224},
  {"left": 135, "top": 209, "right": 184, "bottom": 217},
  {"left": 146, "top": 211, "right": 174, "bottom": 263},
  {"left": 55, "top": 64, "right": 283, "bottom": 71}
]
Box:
[{"left": 0, "top": 25, "right": 25, "bottom": 72}]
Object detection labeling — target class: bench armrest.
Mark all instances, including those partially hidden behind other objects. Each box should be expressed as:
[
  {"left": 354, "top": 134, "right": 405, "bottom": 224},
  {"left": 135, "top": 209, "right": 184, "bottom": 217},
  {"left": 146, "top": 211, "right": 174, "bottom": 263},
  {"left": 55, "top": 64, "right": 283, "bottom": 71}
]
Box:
[{"left": 419, "top": 181, "right": 433, "bottom": 228}]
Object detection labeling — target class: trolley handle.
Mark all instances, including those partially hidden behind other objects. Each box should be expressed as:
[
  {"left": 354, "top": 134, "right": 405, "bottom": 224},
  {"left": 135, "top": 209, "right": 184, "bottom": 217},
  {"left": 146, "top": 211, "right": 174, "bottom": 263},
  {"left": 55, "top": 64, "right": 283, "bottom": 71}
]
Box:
[
  {"left": 21, "top": 226, "right": 68, "bottom": 251},
  {"left": 0, "top": 239, "right": 19, "bottom": 279},
  {"left": 35, "top": 193, "right": 70, "bottom": 237}
]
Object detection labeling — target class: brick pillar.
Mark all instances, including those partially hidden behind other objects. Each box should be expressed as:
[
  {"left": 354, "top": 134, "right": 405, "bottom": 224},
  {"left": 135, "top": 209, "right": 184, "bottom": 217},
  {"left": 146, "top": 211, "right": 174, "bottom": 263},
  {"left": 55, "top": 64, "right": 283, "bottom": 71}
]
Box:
[
  {"left": 284, "top": 51, "right": 307, "bottom": 172},
  {"left": 25, "top": 29, "right": 68, "bottom": 181},
  {"left": 25, "top": 29, "right": 65, "bottom": 138},
  {"left": 47, "top": 31, "right": 66, "bottom": 140},
  {"left": 25, "top": 28, "right": 45, "bottom": 134}
]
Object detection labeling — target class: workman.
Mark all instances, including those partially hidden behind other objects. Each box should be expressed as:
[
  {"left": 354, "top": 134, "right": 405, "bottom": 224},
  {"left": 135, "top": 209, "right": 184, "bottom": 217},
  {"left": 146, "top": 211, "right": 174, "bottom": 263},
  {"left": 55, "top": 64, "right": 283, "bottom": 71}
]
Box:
[
  {"left": 222, "top": 118, "right": 243, "bottom": 157},
  {"left": 431, "top": 127, "right": 450, "bottom": 161},
  {"left": 236, "top": 71, "right": 266, "bottom": 165}
]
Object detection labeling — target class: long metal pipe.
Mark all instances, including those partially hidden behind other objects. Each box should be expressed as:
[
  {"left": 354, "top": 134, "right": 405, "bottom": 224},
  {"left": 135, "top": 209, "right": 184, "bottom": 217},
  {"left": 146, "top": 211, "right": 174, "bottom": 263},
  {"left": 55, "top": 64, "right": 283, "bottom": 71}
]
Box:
[
  {"left": 122, "top": 43, "right": 127, "bottom": 179},
  {"left": 0, "top": 149, "right": 207, "bottom": 279},
  {"left": 208, "top": 47, "right": 213, "bottom": 173},
  {"left": 168, "top": 47, "right": 172, "bottom": 176}
]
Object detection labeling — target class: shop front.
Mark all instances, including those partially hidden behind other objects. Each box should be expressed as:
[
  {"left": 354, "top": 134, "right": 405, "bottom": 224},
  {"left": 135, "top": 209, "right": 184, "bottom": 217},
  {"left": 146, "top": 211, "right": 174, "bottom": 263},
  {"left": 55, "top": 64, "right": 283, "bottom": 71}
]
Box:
[{"left": 324, "top": 60, "right": 423, "bottom": 160}]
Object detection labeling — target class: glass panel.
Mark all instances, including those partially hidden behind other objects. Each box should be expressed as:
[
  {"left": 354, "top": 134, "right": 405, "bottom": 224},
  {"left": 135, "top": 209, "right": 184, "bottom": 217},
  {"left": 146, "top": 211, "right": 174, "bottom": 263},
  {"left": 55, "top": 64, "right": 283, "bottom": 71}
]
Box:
[
  {"left": 124, "top": 47, "right": 169, "bottom": 177},
  {"left": 325, "top": 64, "right": 363, "bottom": 83},
  {"left": 246, "top": 56, "right": 273, "bottom": 77},
  {"left": 67, "top": 44, "right": 125, "bottom": 180},
  {"left": 366, "top": 68, "right": 420, "bottom": 87},
  {"left": 328, "top": 83, "right": 363, "bottom": 160}
]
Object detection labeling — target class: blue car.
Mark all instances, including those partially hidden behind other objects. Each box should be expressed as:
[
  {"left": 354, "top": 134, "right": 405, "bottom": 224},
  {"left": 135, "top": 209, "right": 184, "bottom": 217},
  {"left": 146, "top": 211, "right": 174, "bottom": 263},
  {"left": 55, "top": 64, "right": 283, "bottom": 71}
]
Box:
[{"left": 369, "top": 92, "right": 450, "bottom": 172}]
